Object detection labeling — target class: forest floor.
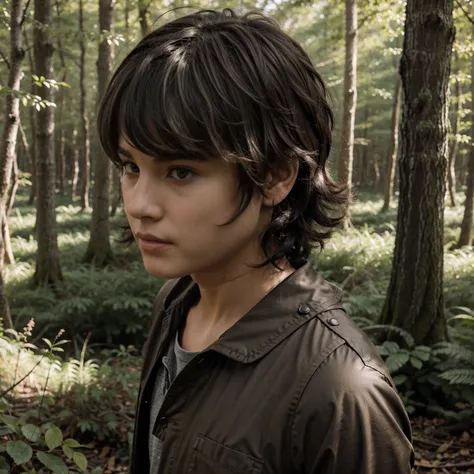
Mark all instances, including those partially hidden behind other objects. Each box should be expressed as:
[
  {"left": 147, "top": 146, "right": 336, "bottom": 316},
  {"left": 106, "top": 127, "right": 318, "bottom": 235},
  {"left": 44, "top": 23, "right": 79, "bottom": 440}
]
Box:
[{"left": 411, "top": 417, "right": 474, "bottom": 473}]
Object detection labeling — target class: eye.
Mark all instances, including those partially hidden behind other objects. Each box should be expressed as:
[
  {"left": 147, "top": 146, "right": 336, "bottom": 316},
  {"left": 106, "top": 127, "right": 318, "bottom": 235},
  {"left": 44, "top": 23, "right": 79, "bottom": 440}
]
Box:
[
  {"left": 120, "top": 161, "right": 140, "bottom": 175},
  {"left": 169, "top": 167, "right": 195, "bottom": 181}
]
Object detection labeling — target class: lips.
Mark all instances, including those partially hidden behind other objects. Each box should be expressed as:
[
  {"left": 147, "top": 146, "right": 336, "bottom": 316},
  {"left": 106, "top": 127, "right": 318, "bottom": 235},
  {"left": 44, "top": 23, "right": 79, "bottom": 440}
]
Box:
[{"left": 136, "top": 232, "right": 171, "bottom": 244}]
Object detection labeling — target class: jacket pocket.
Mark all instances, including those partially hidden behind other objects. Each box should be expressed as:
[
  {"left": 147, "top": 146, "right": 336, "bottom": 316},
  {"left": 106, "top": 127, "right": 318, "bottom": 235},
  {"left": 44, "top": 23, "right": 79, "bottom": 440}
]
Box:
[{"left": 188, "top": 434, "right": 264, "bottom": 474}]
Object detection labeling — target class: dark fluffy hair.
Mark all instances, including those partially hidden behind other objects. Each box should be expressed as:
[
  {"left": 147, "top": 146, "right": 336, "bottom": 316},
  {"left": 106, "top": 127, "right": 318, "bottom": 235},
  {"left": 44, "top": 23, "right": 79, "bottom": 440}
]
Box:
[{"left": 97, "top": 8, "right": 348, "bottom": 269}]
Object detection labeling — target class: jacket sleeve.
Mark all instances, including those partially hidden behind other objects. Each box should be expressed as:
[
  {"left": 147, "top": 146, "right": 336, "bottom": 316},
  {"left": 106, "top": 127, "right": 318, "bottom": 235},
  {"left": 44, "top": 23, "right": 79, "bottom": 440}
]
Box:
[{"left": 291, "top": 343, "right": 414, "bottom": 474}]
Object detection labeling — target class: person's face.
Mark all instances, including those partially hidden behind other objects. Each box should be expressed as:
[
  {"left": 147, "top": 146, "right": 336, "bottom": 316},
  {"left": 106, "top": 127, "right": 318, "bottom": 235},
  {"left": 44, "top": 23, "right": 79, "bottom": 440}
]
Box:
[{"left": 118, "top": 137, "right": 271, "bottom": 280}]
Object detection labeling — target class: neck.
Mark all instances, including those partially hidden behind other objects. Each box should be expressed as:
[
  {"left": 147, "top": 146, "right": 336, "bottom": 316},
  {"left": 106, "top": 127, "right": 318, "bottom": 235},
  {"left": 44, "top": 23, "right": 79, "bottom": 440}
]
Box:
[{"left": 190, "top": 258, "right": 295, "bottom": 330}]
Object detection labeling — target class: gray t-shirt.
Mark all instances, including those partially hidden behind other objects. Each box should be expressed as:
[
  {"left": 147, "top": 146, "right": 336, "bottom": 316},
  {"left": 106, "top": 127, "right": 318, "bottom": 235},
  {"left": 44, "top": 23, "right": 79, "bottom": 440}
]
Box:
[{"left": 149, "top": 332, "right": 200, "bottom": 473}]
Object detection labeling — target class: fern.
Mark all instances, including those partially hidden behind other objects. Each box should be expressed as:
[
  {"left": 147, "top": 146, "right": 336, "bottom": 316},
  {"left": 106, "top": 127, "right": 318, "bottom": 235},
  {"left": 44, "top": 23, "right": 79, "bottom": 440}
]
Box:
[
  {"left": 362, "top": 324, "right": 415, "bottom": 348},
  {"left": 438, "top": 369, "right": 474, "bottom": 386}
]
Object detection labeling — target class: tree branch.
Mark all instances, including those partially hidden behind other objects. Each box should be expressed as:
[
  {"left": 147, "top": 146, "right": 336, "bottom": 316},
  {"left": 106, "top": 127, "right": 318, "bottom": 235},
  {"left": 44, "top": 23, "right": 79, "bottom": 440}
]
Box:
[
  {"left": 20, "top": 0, "right": 32, "bottom": 27},
  {"left": 455, "top": 0, "right": 474, "bottom": 26},
  {"left": 0, "top": 49, "right": 10, "bottom": 70}
]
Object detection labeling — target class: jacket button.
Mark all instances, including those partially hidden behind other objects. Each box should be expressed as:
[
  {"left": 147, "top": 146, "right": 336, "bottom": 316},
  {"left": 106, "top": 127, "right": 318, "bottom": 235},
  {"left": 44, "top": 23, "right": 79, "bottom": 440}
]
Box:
[
  {"left": 298, "top": 305, "right": 310, "bottom": 315},
  {"left": 158, "top": 417, "right": 168, "bottom": 428},
  {"left": 328, "top": 318, "right": 340, "bottom": 326}
]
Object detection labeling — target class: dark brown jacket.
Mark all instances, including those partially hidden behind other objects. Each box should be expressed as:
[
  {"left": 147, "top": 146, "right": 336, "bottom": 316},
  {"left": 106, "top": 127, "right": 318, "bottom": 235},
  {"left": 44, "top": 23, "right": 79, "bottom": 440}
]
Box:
[{"left": 131, "top": 263, "right": 414, "bottom": 474}]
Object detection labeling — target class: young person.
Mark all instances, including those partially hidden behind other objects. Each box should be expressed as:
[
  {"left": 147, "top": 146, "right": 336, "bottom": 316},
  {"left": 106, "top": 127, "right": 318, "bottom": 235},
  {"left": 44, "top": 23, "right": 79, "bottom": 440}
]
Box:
[{"left": 98, "top": 8, "right": 414, "bottom": 474}]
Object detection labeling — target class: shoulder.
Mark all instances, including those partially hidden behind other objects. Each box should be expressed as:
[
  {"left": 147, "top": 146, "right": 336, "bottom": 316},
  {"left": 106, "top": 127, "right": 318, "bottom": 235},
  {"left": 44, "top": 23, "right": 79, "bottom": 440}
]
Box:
[{"left": 289, "top": 308, "right": 414, "bottom": 473}]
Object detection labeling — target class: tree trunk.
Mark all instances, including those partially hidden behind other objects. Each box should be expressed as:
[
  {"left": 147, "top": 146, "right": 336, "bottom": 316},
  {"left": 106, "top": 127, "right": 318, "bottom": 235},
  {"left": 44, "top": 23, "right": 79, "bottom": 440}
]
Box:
[
  {"left": 71, "top": 127, "right": 80, "bottom": 201},
  {"left": 110, "top": 167, "right": 121, "bottom": 217},
  {"left": 447, "top": 53, "right": 461, "bottom": 208},
  {"left": 338, "top": 0, "right": 357, "bottom": 225},
  {"left": 456, "top": 52, "right": 474, "bottom": 248},
  {"left": 33, "top": 0, "right": 63, "bottom": 287},
  {"left": 0, "top": 0, "right": 25, "bottom": 329},
  {"left": 338, "top": 0, "right": 358, "bottom": 186},
  {"left": 24, "top": 30, "right": 37, "bottom": 205},
  {"left": 55, "top": 0, "right": 67, "bottom": 197},
  {"left": 19, "top": 122, "right": 33, "bottom": 205},
  {"left": 380, "top": 0, "right": 454, "bottom": 346},
  {"left": 79, "top": 0, "right": 91, "bottom": 211},
  {"left": 360, "top": 102, "right": 369, "bottom": 188},
  {"left": 7, "top": 151, "right": 19, "bottom": 216},
  {"left": 382, "top": 73, "right": 402, "bottom": 212},
  {"left": 138, "top": 0, "right": 152, "bottom": 37},
  {"left": 83, "top": 0, "right": 115, "bottom": 266}
]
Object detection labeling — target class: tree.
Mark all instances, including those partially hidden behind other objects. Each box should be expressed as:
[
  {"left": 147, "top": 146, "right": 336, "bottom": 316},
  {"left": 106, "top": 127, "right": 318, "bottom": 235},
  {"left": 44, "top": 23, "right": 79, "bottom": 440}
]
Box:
[
  {"left": 456, "top": 49, "right": 474, "bottom": 248},
  {"left": 33, "top": 0, "right": 63, "bottom": 286},
  {"left": 338, "top": 0, "right": 358, "bottom": 221},
  {"left": 55, "top": 0, "right": 68, "bottom": 197},
  {"left": 83, "top": 0, "right": 115, "bottom": 265},
  {"left": 447, "top": 51, "right": 462, "bottom": 207},
  {"left": 382, "top": 73, "right": 402, "bottom": 212},
  {"left": 0, "top": 0, "right": 25, "bottom": 329},
  {"left": 380, "top": 0, "right": 454, "bottom": 346},
  {"left": 24, "top": 29, "right": 37, "bottom": 205},
  {"left": 79, "top": 0, "right": 91, "bottom": 210},
  {"left": 138, "top": 0, "right": 152, "bottom": 37}
]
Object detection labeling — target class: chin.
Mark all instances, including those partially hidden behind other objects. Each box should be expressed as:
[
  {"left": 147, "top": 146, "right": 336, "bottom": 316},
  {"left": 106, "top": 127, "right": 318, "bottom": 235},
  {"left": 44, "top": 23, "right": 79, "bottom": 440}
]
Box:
[{"left": 142, "top": 259, "right": 190, "bottom": 280}]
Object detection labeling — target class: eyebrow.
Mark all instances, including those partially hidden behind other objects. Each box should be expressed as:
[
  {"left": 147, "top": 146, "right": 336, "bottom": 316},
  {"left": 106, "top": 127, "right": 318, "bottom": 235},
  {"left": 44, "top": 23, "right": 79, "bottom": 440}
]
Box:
[{"left": 118, "top": 146, "right": 210, "bottom": 163}]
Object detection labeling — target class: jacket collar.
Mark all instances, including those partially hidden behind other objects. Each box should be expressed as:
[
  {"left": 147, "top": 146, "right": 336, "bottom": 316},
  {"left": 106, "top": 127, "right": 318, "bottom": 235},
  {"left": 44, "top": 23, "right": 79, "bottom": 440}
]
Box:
[{"left": 161, "top": 261, "right": 344, "bottom": 364}]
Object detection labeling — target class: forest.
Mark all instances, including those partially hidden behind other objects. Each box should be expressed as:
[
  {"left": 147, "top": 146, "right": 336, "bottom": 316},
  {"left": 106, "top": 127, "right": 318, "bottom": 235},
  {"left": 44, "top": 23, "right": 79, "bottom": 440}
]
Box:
[{"left": 0, "top": 0, "right": 474, "bottom": 472}]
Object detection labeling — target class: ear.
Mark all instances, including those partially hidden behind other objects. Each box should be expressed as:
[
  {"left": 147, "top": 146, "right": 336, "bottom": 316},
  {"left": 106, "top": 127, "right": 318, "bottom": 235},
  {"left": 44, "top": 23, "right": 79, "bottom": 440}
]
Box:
[{"left": 262, "top": 160, "right": 299, "bottom": 208}]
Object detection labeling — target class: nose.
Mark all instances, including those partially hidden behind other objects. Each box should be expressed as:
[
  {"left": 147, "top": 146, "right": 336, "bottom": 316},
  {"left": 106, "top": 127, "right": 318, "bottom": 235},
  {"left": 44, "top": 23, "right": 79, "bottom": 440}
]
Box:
[{"left": 123, "top": 174, "right": 164, "bottom": 222}]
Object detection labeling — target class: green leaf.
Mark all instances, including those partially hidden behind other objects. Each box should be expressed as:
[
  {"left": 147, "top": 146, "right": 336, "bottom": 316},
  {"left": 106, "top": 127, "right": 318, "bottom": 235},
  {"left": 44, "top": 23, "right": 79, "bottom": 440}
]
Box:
[
  {"left": 392, "top": 374, "right": 407, "bottom": 385},
  {"left": 0, "top": 425, "right": 14, "bottom": 436},
  {"left": 6, "top": 440, "right": 33, "bottom": 464},
  {"left": 37, "top": 451, "right": 68, "bottom": 474},
  {"left": 62, "top": 445, "right": 74, "bottom": 460},
  {"left": 385, "top": 352, "right": 410, "bottom": 372},
  {"left": 63, "top": 438, "right": 81, "bottom": 448},
  {"left": 21, "top": 424, "right": 40, "bottom": 443},
  {"left": 45, "top": 425, "right": 63, "bottom": 450},
  {"left": 410, "top": 356, "right": 423, "bottom": 370},
  {"left": 42, "top": 338, "right": 52, "bottom": 348},
  {"left": 73, "top": 451, "right": 87, "bottom": 471}
]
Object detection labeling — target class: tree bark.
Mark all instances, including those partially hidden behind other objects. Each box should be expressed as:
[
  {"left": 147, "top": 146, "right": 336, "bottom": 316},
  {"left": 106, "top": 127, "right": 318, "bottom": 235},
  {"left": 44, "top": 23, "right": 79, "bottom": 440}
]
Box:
[
  {"left": 380, "top": 0, "right": 454, "bottom": 346},
  {"left": 138, "top": 0, "right": 152, "bottom": 37},
  {"left": 456, "top": 52, "right": 474, "bottom": 248},
  {"left": 24, "top": 30, "right": 37, "bottom": 205},
  {"left": 71, "top": 127, "right": 80, "bottom": 201},
  {"left": 83, "top": 0, "right": 115, "bottom": 266},
  {"left": 7, "top": 151, "right": 19, "bottom": 217},
  {"left": 382, "top": 73, "right": 402, "bottom": 212},
  {"left": 447, "top": 53, "right": 461, "bottom": 208},
  {"left": 338, "top": 0, "right": 357, "bottom": 225},
  {"left": 55, "top": 0, "right": 67, "bottom": 197},
  {"left": 360, "top": 101, "right": 369, "bottom": 188},
  {"left": 79, "top": 0, "right": 91, "bottom": 211},
  {"left": 0, "top": 0, "right": 25, "bottom": 329},
  {"left": 33, "top": 0, "right": 63, "bottom": 287}
]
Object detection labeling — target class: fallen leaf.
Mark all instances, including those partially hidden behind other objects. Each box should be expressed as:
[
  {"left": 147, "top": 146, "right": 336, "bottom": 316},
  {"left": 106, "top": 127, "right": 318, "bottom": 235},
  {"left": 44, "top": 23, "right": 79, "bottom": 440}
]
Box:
[{"left": 437, "top": 443, "right": 450, "bottom": 454}]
